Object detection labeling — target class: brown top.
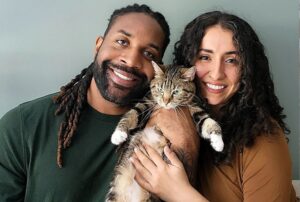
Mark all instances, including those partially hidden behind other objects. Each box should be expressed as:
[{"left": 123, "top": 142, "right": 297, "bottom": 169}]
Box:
[{"left": 198, "top": 130, "right": 297, "bottom": 202}]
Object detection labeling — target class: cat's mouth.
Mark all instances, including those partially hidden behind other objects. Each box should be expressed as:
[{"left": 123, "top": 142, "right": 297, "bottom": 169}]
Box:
[{"left": 108, "top": 67, "right": 141, "bottom": 88}]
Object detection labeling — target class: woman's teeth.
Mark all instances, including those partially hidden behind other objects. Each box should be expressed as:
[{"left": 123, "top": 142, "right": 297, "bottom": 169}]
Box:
[{"left": 207, "top": 83, "right": 225, "bottom": 90}]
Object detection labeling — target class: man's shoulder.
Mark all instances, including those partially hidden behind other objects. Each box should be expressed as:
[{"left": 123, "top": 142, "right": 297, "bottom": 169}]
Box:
[
  {"left": 1, "top": 93, "right": 59, "bottom": 124},
  {"left": 20, "top": 92, "right": 57, "bottom": 109}
]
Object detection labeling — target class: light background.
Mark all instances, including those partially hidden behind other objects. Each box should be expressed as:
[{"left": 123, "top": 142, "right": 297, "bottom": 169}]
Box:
[{"left": 0, "top": 0, "right": 299, "bottom": 179}]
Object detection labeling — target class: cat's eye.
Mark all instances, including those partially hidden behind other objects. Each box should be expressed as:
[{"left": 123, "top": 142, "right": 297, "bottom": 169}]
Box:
[{"left": 173, "top": 89, "right": 179, "bottom": 95}]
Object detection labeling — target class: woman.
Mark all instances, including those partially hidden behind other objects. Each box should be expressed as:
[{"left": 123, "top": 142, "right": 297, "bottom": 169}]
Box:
[{"left": 130, "top": 11, "right": 297, "bottom": 201}]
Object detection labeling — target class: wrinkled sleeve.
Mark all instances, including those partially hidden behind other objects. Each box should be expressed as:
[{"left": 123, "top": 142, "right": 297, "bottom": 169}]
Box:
[
  {"left": 242, "top": 131, "right": 297, "bottom": 202},
  {"left": 0, "top": 106, "right": 26, "bottom": 202}
]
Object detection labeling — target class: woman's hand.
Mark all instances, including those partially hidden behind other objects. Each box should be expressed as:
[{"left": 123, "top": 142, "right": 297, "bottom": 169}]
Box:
[{"left": 131, "top": 144, "right": 208, "bottom": 202}]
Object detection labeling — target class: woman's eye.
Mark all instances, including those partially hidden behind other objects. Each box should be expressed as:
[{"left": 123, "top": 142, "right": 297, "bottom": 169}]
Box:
[
  {"left": 199, "top": 55, "right": 210, "bottom": 61},
  {"left": 225, "top": 58, "right": 239, "bottom": 65},
  {"left": 116, "top": 39, "right": 128, "bottom": 46}
]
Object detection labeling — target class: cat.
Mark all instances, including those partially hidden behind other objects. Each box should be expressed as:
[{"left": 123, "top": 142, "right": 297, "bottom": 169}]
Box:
[{"left": 105, "top": 61, "right": 223, "bottom": 202}]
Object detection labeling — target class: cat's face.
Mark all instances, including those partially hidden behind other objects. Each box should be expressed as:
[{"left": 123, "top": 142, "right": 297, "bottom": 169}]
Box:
[{"left": 150, "top": 62, "right": 196, "bottom": 109}]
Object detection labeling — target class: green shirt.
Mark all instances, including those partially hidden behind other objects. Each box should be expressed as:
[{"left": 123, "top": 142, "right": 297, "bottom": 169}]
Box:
[{"left": 0, "top": 94, "right": 121, "bottom": 202}]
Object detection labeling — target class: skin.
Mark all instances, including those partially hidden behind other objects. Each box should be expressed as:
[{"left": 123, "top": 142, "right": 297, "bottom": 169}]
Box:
[
  {"left": 195, "top": 25, "right": 241, "bottom": 112},
  {"left": 87, "top": 13, "right": 165, "bottom": 115},
  {"left": 132, "top": 25, "right": 241, "bottom": 201}
]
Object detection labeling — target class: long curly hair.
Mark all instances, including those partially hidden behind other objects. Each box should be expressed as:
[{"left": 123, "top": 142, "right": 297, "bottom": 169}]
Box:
[
  {"left": 52, "top": 4, "right": 170, "bottom": 168},
  {"left": 173, "top": 11, "right": 290, "bottom": 164}
]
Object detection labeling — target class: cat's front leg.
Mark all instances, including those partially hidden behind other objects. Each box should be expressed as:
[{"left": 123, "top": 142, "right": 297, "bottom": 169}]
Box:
[
  {"left": 201, "top": 118, "right": 223, "bottom": 152},
  {"left": 111, "top": 103, "right": 148, "bottom": 145}
]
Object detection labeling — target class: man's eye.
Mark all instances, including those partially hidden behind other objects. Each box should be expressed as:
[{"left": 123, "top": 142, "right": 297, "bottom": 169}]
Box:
[
  {"left": 116, "top": 39, "right": 128, "bottom": 46},
  {"left": 144, "top": 51, "right": 155, "bottom": 60}
]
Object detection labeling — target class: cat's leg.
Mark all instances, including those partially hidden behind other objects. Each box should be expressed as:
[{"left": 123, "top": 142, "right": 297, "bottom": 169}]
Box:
[
  {"left": 189, "top": 106, "right": 224, "bottom": 152},
  {"left": 111, "top": 102, "right": 149, "bottom": 145}
]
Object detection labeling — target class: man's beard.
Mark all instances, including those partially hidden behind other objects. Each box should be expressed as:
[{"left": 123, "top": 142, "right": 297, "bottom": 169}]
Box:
[{"left": 92, "top": 60, "right": 150, "bottom": 106}]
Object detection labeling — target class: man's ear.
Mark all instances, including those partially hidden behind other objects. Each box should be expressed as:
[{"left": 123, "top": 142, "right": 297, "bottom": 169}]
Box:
[{"left": 94, "top": 36, "right": 103, "bottom": 56}]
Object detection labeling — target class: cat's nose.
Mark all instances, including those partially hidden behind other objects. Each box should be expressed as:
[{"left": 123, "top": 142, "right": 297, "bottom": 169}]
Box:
[{"left": 163, "top": 94, "right": 171, "bottom": 104}]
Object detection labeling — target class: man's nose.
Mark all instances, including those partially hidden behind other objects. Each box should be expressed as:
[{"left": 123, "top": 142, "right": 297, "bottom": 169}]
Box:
[{"left": 120, "top": 49, "right": 142, "bottom": 69}]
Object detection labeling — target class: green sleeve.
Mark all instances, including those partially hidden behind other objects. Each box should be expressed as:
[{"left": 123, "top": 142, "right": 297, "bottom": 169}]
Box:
[{"left": 0, "top": 106, "right": 27, "bottom": 202}]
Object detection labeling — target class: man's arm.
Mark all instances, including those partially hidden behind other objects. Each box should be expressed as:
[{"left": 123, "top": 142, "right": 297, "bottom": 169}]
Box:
[
  {"left": 146, "top": 107, "right": 200, "bottom": 181},
  {"left": 0, "top": 107, "right": 26, "bottom": 201}
]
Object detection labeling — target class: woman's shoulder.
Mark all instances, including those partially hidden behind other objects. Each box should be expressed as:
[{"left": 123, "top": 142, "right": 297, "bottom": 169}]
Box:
[{"left": 240, "top": 128, "right": 291, "bottom": 171}]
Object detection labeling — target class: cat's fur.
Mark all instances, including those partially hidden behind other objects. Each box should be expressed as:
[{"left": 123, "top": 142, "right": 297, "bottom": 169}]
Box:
[{"left": 106, "top": 61, "right": 223, "bottom": 202}]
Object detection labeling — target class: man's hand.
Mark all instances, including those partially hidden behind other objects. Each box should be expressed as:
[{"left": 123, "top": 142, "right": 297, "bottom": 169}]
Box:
[{"left": 146, "top": 107, "right": 200, "bottom": 169}]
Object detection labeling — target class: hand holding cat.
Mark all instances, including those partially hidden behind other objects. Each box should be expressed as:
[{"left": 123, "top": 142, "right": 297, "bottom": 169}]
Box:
[
  {"left": 131, "top": 144, "right": 208, "bottom": 202},
  {"left": 146, "top": 107, "right": 200, "bottom": 158}
]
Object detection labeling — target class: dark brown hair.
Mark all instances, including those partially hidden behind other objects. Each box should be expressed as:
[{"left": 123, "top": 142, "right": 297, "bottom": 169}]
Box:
[{"left": 173, "top": 11, "right": 289, "bottom": 164}]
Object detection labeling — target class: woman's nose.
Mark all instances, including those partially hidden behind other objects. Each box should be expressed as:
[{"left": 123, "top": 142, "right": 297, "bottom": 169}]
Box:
[{"left": 209, "top": 61, "right": 225, "bottom": 80}]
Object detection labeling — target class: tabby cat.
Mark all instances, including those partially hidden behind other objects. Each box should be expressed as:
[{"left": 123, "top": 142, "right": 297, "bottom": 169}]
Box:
[{"left": 106, "top": 61, "right": 223, "bottom": 202}]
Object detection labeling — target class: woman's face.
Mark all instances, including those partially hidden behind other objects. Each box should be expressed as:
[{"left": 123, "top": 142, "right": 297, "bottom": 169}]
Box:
[{"left": 194, "top": 25, "right": 241, "bottom": 108}]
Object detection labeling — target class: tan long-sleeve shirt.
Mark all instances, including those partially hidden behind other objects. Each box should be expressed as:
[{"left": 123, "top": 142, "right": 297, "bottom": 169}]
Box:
[{"left": 198, "top": 130, "right": 297, "bottom": 202}]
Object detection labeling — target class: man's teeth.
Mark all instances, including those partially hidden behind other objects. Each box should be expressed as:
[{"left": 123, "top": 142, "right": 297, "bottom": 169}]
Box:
[
  {"left": 207, "top": 83, "right": 225, "bottom": 90},
  {"left": 113, "top": 70, "right": 133, "bottom": 81}
]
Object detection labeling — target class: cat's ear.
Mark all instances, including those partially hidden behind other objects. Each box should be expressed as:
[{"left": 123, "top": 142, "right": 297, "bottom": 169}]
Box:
[
  {"left": 152, "top": 61, "right": 164, "bottom": 77},
  {"left": 181, "top": 66, "right": 196, "bottom": 81}
]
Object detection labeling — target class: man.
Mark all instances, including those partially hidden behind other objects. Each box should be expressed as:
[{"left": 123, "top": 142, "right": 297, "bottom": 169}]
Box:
[{"left": 0, "top": 4, "right": 172, "bottom": 201}]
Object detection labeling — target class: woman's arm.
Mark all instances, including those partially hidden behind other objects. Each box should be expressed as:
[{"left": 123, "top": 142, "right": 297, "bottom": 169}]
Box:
[{"left": 130, "top": 144, "right": 208, "bottom": 202}]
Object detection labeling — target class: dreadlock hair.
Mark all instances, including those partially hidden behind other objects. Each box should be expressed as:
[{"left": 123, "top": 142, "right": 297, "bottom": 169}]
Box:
[
  {"left": 173, "top": 11, "right": 290, "bottom": 164},
  {"left": 52, "top": 63, "right": 93, "bottom": 168},
  {"left": 53, "top": 4, "right": 170, "bottom": 168}
]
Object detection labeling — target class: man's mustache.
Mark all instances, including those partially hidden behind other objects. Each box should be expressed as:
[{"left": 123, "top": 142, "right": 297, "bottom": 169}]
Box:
[{"left": 105, "top": 61, "right": 148, "bottom": 81}]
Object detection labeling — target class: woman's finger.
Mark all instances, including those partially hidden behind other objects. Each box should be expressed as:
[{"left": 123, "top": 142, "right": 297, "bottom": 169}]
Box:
[
  {"left": 164, "top": 145, "right": 184, "bottom": 168},
  {"left": 134, "top": 147, "right": 157, "bottom": 171},
  {"left": 142, "top": 144, "right": 166, "bottom": 168},
  {"left": 130, "top": 155, "right": 152, "bottom": 180},
  {"left": 134, "top": 169, "right": 154, "bottom": 193}
]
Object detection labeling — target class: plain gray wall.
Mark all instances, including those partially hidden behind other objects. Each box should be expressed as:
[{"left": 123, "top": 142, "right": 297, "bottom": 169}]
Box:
[{"left": 0, "top": 0, "right": 299, "bottom": 179}]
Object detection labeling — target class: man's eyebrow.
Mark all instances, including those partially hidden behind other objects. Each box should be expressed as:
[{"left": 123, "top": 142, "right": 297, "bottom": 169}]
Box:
[
  {"left": 118, "top": 29, "right": 160, "bottom": 52},
  {"left": 148, "top": 43, "right": 160, "bottom": 52},
  {"left": 118, "top": 29, "right": 131, "bottom": 37}
]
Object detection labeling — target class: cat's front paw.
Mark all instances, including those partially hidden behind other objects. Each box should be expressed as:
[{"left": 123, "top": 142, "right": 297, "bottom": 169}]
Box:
[
  {"left": 201, "top": 118, "right": 222, "bottom": 138},
  {"left": 111, "top": 130, "right": 128, "bottom": 145},
  {"left": 210, "top": 132, "right": 224, "bottom": 152},
  {"left": 201, "top": 118, "right": 224, "bottom": 152}
]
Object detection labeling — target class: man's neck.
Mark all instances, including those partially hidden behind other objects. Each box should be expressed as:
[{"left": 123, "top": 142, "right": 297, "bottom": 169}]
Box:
[{"left": 87, "top": 78, "right": 130, "bottom": 115}]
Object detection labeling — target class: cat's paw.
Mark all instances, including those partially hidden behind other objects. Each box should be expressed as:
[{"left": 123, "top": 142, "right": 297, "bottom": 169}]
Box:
[
  {"left": 201, "top": 118, "right": 222, "bottom": 139},
  {"left": 111, "top": 130, "right": 128, "bottom": 145},
  {"left": 210, "top": 132, "right": 224, "bottom": 152}
]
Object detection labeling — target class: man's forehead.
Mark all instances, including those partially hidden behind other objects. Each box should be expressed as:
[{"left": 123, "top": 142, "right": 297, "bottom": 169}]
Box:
[{"left": 107, "top": 13, "right": 164, "bottom": 49}]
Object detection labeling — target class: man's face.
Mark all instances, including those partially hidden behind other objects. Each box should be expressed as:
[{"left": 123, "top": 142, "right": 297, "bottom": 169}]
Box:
[{"left": 93, "top": 12, "right": 165, "bottom": 106}]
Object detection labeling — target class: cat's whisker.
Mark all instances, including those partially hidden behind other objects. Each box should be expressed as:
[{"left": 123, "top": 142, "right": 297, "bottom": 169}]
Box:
[{"left": 176, "top": 107, "right": 190, "bottom": 125}]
